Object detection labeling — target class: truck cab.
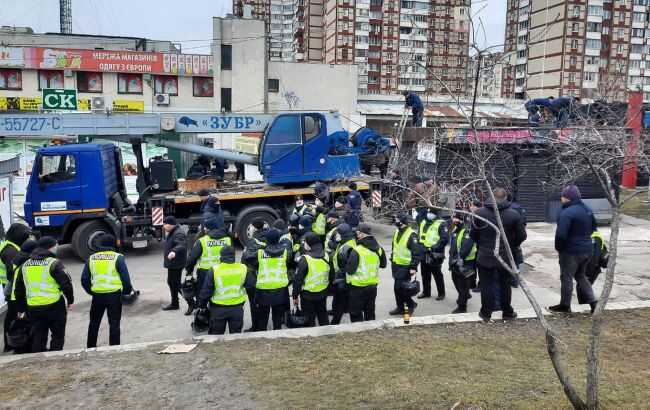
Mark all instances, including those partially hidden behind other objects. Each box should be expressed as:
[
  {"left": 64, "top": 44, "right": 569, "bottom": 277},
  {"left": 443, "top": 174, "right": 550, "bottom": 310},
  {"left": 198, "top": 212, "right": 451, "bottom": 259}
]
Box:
[{"left": 25, "top": 143, "right": 131, "bottom": 259}]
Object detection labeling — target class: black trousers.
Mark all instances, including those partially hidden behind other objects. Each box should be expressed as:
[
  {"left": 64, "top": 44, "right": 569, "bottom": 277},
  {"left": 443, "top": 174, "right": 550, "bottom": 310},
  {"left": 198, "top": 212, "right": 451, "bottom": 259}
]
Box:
[
  {"left": 349, "top": 285, "right": 377, "bottom": 322},
  {"left": 87, "top": 292, "right": 122, "bottom": 348},
  {"left": 421, "top": 261, "right": 445, "bottom": 297},
  {"left": 246, "top": 287, "right": 256, "bottom": 328},
  {"left": 331, "top": 287, "right": 349, "bottom": 325},
  {"left": 451, "top": 269, "right": 472, "bottom": 309},
  {"left": 30, "top": 298, "right": 67, "bottom": 353},
  {"left": 209, "top": 304, "right": 244, "bottom": 335},
  {"left": 254, "top": 304, "right": 285, "bottom": 331},
  {"left": 300, "top": 293, "right": 329, "bottom": 327},
  {"left": 167, "top": 268, "right": 182, "bottom": 306},
  {"left": 3, "top": 294, "right": 16, "bottom": 350},
  {"left": 394, "top": 280, "right": 416, "bottom": 312},
  {"left": 478, "top": 264, "right": 514, "bottom": 319}
]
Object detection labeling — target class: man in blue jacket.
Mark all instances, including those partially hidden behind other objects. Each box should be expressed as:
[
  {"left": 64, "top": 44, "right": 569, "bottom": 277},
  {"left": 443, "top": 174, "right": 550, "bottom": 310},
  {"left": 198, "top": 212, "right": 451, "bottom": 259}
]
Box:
[
  {"left": 403, "top": 91, "right": 424, "bottom": 127},
  {"left": 549, "top": 185, "right": 598, "bottom": 313}
]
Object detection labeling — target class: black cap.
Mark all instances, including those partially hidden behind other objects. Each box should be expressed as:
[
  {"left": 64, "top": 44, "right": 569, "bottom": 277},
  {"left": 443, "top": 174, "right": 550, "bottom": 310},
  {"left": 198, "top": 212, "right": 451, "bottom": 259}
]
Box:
[
  {"left": 204, "top": 217, "right": 220, "bottom": 230},
  {"left": 163, "top": 216, "right": 177, "bottom": 225},
  {"left": 327, "top": 209, "right": 338, "bottom": 218},
  {"left": 20, "top": 239, "right": 38, "bottom": 254},
  {"left": 37, "top": 236, "right": 57, "bottom": 249},
  {"left": 357, "top": 223, "right": 372, "bottom": 235},
  {"left": 289, "top": 214, "right": 300, "bottom": 225},
  {"left": 337, "top": 223, "right": 351, "bottom": 236},
  {"left": 349, "top": 182, "right": 358, "bottom": 190},
  {"left": 396, "top": 212, "right": 410, "bottom": 224},
  {"left": 252, "top": 218, "right": 265, "bottom": 230},
  {"left": 303, "top": 232, "right": 321, "bottom": 247},
  {"left": 98, "top": 233, "right": 117, "bottom": 249},
  {"left": 198, "top": 189, "right": 210, "bottom": 197},
  {"left": 299, "top": 215, "right": 314, "bottom": 226},
  {"left": 220, "top": 245, "right": 236, "bottom": 261},
  {"left": 264, "top": 228, "right": 280, "bottom": 244},
  {"left": 273, "top": 219, "right": 287, "bottom": 231}
]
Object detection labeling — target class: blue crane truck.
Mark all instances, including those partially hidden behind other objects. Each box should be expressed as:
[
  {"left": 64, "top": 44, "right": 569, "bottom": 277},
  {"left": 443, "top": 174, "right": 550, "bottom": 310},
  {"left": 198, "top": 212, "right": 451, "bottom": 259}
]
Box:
[{"left": 8, "top": 111, "right": 390, "bottom": 260}]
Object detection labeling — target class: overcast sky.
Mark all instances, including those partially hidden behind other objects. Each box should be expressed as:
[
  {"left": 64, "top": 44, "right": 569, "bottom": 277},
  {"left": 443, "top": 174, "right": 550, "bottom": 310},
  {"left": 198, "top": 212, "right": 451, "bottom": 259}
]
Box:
[{"left": 0, "top": 0, "right": 505, "bottom": 53}]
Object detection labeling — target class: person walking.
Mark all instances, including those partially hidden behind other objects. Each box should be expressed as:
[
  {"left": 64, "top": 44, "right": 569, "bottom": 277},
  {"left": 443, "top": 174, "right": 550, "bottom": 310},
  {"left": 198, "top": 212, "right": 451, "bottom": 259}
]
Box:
[
  {"left": 417, "top": 209, "right": 449, "bottom": 300},
  {"left": 13, "top": 236, "right": 74, "bottom": 352},
  {"left": 162, "top": 216, "right": 187, "bottom": 311},
  {"left": 185, "top": 217, "right": 232, "bottom": 315},
  {"left": 470, "top": 188, "right": 526, "bottom": 322},
  {"left": 549, "top": 185, "right": 598, "bottom": 313},
  {"left": 81, "top": 234, "right": 133, "bottom": 348},
  {"left": 249, "top": 229, "right": 291, "bottom": 331},
  {"left": 292, "top": 233, "right": 330, "bottom": 327},
  {"left": 344, "top": 224, "right": 386, "bottom": 322},
  {"left": 0, "top": 223, "right": 31, "bottom": 351},
  {"left": 389, "top": 212, "right": 423, "bottom": 316},
  {"left": 197, "top": 246, "right": 254, "bottom": 335},
  {"left": 449, "top": 216, "right": 477, "bottom": 314}
]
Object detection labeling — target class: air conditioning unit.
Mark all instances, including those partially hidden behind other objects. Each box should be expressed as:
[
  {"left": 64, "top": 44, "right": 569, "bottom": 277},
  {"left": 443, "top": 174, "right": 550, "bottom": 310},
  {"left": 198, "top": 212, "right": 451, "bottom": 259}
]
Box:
[
  {"left": 155, "top": 93, "right": 170, "bottom": 106},
  {"left": 91, "top": 96, "right": 106, "bottom": 111}
]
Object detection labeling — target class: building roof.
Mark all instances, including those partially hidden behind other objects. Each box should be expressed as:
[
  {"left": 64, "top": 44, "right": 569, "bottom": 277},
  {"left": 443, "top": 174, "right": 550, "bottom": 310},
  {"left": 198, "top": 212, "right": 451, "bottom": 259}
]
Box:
[{"left": 357, "top": 99, "right": 528, "bottom": 121}]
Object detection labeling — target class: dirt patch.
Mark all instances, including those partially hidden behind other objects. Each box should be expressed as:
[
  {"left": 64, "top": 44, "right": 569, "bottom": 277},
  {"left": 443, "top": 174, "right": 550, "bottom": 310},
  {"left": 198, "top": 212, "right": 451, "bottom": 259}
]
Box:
[
  {"left": 1, "top": 309, "right": 649, "bottom": 409},
  {"left": 621, "top": 189, "right": 650, "bottom": 221}
]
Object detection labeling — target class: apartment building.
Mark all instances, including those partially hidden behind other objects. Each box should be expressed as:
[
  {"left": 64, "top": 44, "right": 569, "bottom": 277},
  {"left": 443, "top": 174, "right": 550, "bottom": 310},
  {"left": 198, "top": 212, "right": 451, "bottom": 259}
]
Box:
[
  {"left": 236, "top": 0, "right": 470, "bottom": 96},
  {"left": 467, "top": 52, "right": 504, "bottom": 99},
  {"left": 503, "top": 0, "right": 650, "bottom": 102}
]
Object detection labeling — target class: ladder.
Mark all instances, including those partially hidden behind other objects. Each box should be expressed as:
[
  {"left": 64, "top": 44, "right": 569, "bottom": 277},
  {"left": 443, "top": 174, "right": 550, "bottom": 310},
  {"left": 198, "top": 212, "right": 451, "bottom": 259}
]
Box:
[{"left": 389, "top": 108, "right": 410, "bottom": 170}]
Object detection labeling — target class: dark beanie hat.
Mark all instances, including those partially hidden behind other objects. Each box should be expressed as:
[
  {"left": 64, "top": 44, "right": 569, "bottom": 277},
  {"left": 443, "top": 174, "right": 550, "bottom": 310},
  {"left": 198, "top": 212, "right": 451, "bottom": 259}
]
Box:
[
  {"left": 337, "top": 223, "right": 351, "bottom": 236},
  {"left": 335, "top": 196, "right": 347, "bottom": 204},
  {"left": 264, "top": 228, "right": 280, "bottom": 244},
  {"left": 98, "top": 233, "right": 117, "bottom": 249},
  {"left": 273, "top": 219, "right": 287, "bottom": 231},
  {"left": 357, "top": 223, "right": 372, "bottom": 235},
  {"left": 220, "top": 245, "right": 236, "bottom": 262},
  {"left": 198, "top": 189, "right": 210, "bottom": 197},
  {"left": 20, "top": 239, "right": 38, "bottom": 254},
  {"left": 163, "top": 216, "right": 177, "bottom": 225},
  {"left": 204, "top": 217, "right": 220, "bottom": 230},
  {"left": 561, "top": 184, "right": 581, "bottom": 201},
  {"left": 37, "top": 236, "right": 57, "bottom": 249},
  {"left": 303, "top": 232, "right": 321, "bottom": 247},
  {"left": 327, "top": 209, "right": 338, "bottom": 218},
  {"left": 252, "top": 218, "right": 265, "bottom": 230}
]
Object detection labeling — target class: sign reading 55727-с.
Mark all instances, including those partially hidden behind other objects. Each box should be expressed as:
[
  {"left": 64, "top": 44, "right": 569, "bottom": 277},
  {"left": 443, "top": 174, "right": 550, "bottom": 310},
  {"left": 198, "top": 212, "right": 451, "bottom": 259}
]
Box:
[{"left": 42, "top": 89, "right": 77, "bottom": 110}]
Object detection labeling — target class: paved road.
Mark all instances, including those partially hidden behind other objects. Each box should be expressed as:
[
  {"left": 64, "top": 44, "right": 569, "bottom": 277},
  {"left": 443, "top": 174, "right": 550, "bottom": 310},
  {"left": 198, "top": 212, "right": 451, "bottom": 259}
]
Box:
[{"left": 2, "top": 215, "right": 649, "bottom": 351}]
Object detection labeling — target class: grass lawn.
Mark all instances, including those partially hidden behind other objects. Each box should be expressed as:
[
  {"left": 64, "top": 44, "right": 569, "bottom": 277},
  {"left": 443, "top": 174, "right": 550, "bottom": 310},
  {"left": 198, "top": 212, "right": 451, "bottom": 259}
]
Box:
[
  {"left": 206, "top": 309, "right": 650, "bottom": 409},
  {"left": 621, "top": 188, "right": 650, "bottom": 221}
]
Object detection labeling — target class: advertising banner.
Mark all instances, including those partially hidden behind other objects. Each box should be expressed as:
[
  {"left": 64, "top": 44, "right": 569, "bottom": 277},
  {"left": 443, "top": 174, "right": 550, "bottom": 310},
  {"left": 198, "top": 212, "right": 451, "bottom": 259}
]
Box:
[
  {"left": 112, "top": 99, "right": 145, "bottom": 113},
  {"left": 0, "top": 47, "right": 23, "bottom": 67}
]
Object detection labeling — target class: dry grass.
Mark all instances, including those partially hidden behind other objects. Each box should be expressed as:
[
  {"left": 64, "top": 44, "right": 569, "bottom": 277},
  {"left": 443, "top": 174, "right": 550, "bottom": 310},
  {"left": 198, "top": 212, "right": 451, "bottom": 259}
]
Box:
[{"left": 621, "top": 188, "right": 650, "bottom": 221}]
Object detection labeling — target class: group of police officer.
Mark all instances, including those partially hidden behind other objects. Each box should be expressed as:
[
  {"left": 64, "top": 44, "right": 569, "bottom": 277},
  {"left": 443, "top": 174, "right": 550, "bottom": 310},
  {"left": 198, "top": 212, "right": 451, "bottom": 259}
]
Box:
[{"left": 1, "top": 224, "right": 133, "bottom": 353}]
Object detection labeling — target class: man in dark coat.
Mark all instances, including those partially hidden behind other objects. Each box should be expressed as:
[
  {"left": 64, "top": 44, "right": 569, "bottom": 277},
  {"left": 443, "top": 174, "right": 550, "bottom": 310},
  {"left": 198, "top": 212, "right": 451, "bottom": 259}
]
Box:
[
  {"left": 162, "top": 216, "right": 187, "bottom": 311},
  {"left": 549, "top": 185, "right": 598, "bottom": 313},
  {"left": 198, "top": 189, "right": 225, "bottom": 229},
  {"left": 403, "top": 90, "right": 424, "bottom": 127},
  {"left": 389, "top": 212, "right": 424, "bottom": 316},
  {"left": 3, "top": 238, "right": 36, "bottom": 352},
  {"left": 470, "top": 188, "right": 527, "bottom": 321}
]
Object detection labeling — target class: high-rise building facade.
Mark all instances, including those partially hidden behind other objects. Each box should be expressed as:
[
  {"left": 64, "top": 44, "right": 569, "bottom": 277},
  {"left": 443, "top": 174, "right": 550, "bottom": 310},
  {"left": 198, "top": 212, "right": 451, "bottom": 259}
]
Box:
[
  {"left": 503, "top": 0, "right": 650, "bottom": 102},
  {"left": 235, "top": 0, "right": 470, "bottom": 96}
]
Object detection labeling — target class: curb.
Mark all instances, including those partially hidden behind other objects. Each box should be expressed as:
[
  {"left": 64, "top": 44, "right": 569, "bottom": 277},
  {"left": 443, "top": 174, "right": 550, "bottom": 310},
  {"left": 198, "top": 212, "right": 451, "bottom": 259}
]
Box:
[{"left": 2, "top": 299, "right": 649, "bottom": 366}]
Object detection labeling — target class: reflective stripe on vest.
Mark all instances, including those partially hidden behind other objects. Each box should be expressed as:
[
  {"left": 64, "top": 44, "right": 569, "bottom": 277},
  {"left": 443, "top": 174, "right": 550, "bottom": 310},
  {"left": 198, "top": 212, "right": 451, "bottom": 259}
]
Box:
[
  {"left": 392, "top": 227, "right": 414, "bottom": 266},
  {"left": 89, "top": 251, "right": 123, "bottom": 293},
  {"left": 313, "top": 214, "right": 326, "bottom": 235},
  {"left": 419, "top": 220, "right": 442, "bottom": 248},
  {"left": 0, "top": 240, "right": 19, "bottom": 284},
  {"left": 198, "top": 236, "right": 232, "bottom": 269},
  {"left": 347, "top": 245, "right": 380, "bottom": 287},
  {"left": 256, "top": 249, "right": 289, "bottom": 290},
  {"left": 22, "top": 257, "right": 61, "bottom": 307},
  {"left": 280, "top": 233, "right": 293, "bottom": 246},
  {"left": 211, "top": 262, "right": 248, "bottom": 305},
  {"left": 591, "top": 231, "right": 605, "bottom": 250},
  {"left": 303, "top": 255, "right": 329, "bottom": 293},
  {"left": 333, "top": 239, "right": 356, "bottom": 272},
  {"left": 324, "top": 228, "right": 337, "bottom": 254},
  {"left": 456, "top": 228, "right": 477, "bottom": 261}
]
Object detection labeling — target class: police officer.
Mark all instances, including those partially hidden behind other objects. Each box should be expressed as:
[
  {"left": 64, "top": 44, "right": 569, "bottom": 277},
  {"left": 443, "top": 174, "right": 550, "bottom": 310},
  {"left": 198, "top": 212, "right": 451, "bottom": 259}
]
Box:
[
  {"left": 14, "top": 236, "right": 74, "bottom": 353},
  {"left": 324, "top": 210, "right": 341, "bottom": 255},
  {"left": 344, "top": 224, "right": 386, "bottom": 322},
  {"left": 197, "top": 246, "right": 254, "bottom": 335},
  {"left": 0, "top": 223, "right": 31, "bottom": 351},
  {"left": 312, "top": 198, "right": 328, "bottom": 239},
  {"left": 186, "top": 217, "right": 232, "bottom": 315},
  {"left": 3, "top": 239, "right": 37, "bottom": 353},
  {"left": 291, "top": 195, "right": 311, "bottom": 219},
  {"left": 81, "top": 234, "right": 133, "bottom": 348},
  {"left": 240, "top": 217, "right": 268, "bottom": 331},
  {"left": 331, "top": 223, "right": 356, "bottom": 325},
  {"left": 389, "top": 212, "right": 422, "bottom": 316},
  {"left": 292, "top": 232, "right": 330, "bottom": 327},
  {"left": 248, "top": 229, "right": 292, "bottom": 331},
  {"left": 449, "top": 216, "right": 477, "bottom": 314},
  {"left": 417, "top": 209, "right": 449, "bottom": 300},
  {"left": 274, "top": 219, "right": 293, "bottom": 252}
]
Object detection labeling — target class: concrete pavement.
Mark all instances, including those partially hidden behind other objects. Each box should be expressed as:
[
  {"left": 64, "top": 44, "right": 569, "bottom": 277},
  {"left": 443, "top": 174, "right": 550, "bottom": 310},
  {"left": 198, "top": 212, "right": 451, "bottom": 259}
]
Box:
[{"left": 2, "top": 214, "right": 649, "bottom": 352}]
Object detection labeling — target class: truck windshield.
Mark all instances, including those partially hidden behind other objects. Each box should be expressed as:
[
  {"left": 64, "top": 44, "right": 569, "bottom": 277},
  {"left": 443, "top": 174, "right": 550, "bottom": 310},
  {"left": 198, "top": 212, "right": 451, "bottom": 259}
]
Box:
[{"left": 39, "top": 154, "right": 76, "bottom": 184}]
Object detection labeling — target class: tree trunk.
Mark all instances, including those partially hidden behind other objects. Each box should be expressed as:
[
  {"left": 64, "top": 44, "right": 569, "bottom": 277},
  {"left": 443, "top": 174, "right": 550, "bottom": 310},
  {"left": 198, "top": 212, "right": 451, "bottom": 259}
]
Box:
[{"left": 586, "top": 205, "right": 621, "bottom": 409}]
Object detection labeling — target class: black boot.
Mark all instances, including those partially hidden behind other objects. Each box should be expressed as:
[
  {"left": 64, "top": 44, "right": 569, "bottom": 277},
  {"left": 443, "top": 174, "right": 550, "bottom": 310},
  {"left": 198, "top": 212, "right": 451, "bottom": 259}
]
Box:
[
  {"left": 388, "top": 307, "right": 403, "bottom": 316},
  {"left": 590, "top": 301, "right": 598, "bottom": 314},
  {"left": 451, "top": 306, "right": 466, "bottom": 314},
  {"left": 162, "top": 303, "right": 179, "bottom": 311},
  {"left": 548, "top": 304, "right": 571, "bottom": 313},
  {"left": 184, "top": 301, "right": 195, "bottom": 316}
]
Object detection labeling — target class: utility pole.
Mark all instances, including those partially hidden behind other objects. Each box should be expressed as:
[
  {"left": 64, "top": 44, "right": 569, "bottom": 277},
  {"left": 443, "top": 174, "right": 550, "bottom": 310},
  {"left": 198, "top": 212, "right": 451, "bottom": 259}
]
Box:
[{"left": 59, "top": 0, "right": 72, "bottom": 34}]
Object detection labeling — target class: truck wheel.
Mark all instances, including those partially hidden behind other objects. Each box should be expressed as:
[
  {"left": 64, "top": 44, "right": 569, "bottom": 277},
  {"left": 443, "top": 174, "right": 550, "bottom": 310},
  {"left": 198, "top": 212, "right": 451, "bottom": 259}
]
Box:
[
  {"left": 71, "top": 220, "right": 110, "bottom": 261},
  {"left": 237, "top": 211, "right": 276, "bottom": 247}
]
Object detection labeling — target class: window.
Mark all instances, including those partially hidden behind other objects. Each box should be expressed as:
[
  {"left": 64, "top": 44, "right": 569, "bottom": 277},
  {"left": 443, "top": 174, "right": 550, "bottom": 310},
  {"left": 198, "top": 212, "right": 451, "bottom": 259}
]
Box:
[
  {"left": 153, "top": 75, "right": 178, "bottom": 95},
  {"left": 38, "top": 70, "right": 64, "bottom": 90},
  {"left": 568, "top": 73, "right": 576, "bottom": 82},
  {"left": 268, "top": 78, "right": 279, "bottom": 93},
  {"left": 588, "top": 6, "right": 603, "bottom": 16},
  {"left": 220, "top": 88, "right": 231, "bottom": 112},
  {"left": 584, "top": 72, "right": 597, "bottom": 82},
  {"left": 303, "top": 115, "right": 322, "bottom": 141},
  {"left": 633, "top": 28, "right": 645, "bottom": 38},
  {"left": 603, "top": 10, "right": 611, "bottom": 20},
  {"left": 571, "top": 39, "right": 579, "bottom": 49},
  {"left": 630, "top": 60, "right": 642, "bottom": 70},
  {"left": 39, "top": 155, "right": 76, "bottom": 185},
  {"left": 572, "top": 22, "right": 579, "bottom": 33},
  {"left": 221, "top": 45, "right": 232, "bottom": 70},
  {"left": 0, "top": 69, "right": 22, "bottom": 90},
  {"left": 118, "top": 73, "right": 143, "bottom": 94},
  {"left": 76, "top": 72, "right": 102, "bottom": 93},
  {"left": 631, "top": 44, "right": 644, "bottom": 54},
  {"left": 616, "top": 44, "right": 625, "bottom": 54},
  {"left": 573, "top": 6, "right": 580, "bottom": 18},
  {"left": 570, "top": 56, "right": 577, "bottom": 66},
  {"left": 586, "top": 56, "right": 599, "bottom": 65},
  {"left": 193, "top": 77, "right": 213, "bottom": 97},
  {"left": 587, "top": 22, "right": 601, "bottom": 32},
  {"left": 633, "top": 12, "right": 646, "bottom": 22},
  {"left": 586, "top": 39, "right": 601, "bottom": 50}
]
